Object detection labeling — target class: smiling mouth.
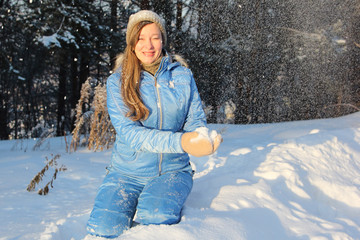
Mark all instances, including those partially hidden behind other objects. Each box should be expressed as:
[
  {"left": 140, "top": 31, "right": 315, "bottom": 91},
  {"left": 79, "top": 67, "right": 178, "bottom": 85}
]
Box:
[{"left": 143, "top": 52, "right": 155, "bottom": 57}]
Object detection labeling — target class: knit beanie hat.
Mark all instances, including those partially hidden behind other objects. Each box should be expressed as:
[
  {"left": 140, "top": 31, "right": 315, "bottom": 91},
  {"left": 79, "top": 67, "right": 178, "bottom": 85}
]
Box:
[{"left": 126, "top": 10, "right": 167, "bottom": 46}]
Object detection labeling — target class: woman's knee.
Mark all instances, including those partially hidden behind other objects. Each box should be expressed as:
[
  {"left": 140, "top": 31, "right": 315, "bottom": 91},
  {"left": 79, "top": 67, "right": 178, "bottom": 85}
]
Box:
[
  {"left": 87, "top": 172, "right": 141, "bottom": 237},
  {"left": 136, "top": 171, "right": 193, "bottom": 225},
  {"left": 87, "top": 209, "right": 133, "bottom": 237},
  {"left": 136, "top": 205, "right": 181, "bottom": 225}
]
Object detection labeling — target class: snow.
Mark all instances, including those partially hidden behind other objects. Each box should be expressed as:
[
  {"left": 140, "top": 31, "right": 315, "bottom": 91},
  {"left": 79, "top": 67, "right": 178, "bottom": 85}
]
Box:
[
  {"left": 1, "top": 112, "right": 360, "bottom": 240},
  {"left": 38, "top": 33, "right": 62, "bottom": 48},
  {"left": 193, "top": 127, "right": 219, "bottom": 144},
  {"left": 37, "top": 31, "right": 79, "bottom": 49}
]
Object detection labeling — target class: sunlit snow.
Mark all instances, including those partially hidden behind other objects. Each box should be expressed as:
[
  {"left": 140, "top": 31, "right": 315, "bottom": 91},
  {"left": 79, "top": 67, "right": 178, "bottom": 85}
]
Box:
[{"left": 0, "top": 112, "right": 359, "bottom": 239}]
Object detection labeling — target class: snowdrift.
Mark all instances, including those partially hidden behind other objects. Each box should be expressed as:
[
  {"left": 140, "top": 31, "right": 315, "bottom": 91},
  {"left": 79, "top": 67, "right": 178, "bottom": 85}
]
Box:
[{"left": 1, "top": 112, "right": 359, "bottom": 240}]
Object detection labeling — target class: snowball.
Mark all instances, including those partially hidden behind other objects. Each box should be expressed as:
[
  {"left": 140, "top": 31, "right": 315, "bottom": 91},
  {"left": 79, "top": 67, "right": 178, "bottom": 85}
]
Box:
[{"left": 192, "top": 127, "right": 220, "bottom": 144}]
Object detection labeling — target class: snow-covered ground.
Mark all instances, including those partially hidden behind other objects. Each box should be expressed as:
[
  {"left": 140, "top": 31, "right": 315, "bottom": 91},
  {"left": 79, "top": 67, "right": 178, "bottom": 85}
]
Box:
[{"left": 1, "top": 113, "right": 360, "bottom": 240}]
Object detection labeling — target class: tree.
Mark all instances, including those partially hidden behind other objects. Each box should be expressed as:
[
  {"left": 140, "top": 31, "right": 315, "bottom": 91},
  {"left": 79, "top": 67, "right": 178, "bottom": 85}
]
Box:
[{"left": 1, "top": 0, "right": 359, "bottom": 140}]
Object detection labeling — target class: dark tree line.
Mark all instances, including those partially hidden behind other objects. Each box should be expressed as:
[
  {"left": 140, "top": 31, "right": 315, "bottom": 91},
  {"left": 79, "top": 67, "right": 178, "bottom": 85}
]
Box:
[{"left": 1, "top": 0, "right": 359, "bottom": 140}]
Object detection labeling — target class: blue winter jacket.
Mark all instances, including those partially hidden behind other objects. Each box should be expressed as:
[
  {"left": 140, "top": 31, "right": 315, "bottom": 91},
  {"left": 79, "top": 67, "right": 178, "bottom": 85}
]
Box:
[{"left": 107, "top": 54, "right": 207, "bottom": 177}]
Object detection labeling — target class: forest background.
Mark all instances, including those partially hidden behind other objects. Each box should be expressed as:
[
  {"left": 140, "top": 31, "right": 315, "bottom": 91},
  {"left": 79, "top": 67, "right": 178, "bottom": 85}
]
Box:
[{"left": 1, "top": 0, "right": 359, "bottom": 141}]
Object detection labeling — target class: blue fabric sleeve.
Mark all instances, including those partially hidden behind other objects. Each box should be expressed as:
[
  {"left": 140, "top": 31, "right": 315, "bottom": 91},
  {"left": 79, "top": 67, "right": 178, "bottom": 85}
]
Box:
[
  {"left": 182, "top": 71, "right": 207, "bottom": 132},
  {"left": 106, "top": 73, "right": 184, "bottom": 154}
]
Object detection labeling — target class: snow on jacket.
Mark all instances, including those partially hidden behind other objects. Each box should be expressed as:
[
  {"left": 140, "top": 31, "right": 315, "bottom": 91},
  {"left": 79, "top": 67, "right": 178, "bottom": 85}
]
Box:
[{"left": 107, "top": 53, "right": 207, "bottom": 177}]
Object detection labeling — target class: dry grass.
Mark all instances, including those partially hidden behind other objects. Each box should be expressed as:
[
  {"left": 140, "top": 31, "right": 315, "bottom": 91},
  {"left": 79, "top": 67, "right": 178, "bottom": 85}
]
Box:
[
  {"left": 70, "top": 78, "right": 115, "bottom": 152},
  {"left": 27, "top": 154, "right": 67, "bottom": 195}
]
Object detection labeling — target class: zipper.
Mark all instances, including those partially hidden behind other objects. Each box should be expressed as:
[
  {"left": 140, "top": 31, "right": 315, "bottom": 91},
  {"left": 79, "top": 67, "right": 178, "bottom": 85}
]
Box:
[{"left": 154, "top": 58, "right": 165, "bottom": 175}]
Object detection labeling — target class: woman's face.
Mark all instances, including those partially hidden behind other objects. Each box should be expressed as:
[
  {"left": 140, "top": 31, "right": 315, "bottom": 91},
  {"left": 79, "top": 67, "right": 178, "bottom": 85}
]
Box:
[{"left": 134, "top": 23, "right": 163, "bottom": 65}]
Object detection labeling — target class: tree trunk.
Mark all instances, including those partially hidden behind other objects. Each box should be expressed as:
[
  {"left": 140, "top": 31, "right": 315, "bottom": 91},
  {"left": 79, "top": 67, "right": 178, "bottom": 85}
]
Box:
[
  {"left": 57, "top": 52, "right": 68, "bottom": 136},
  {"left": 0, "top": 73, "right": 9, "bottom": 139},
  {"left": 173, "top": 0, "right": 183, "bottom": 51},
  {"left": 70, "top": 51, "right": 79, "bottom": 110},
  {"left": 110, "top": 0, "right": 118, "bottom": 69}
]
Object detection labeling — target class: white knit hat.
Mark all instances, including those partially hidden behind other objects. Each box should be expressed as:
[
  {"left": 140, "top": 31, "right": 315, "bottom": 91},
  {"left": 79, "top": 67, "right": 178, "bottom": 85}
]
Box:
[{"left": 126, "top": 10, "right": 167, "bottom": 46}]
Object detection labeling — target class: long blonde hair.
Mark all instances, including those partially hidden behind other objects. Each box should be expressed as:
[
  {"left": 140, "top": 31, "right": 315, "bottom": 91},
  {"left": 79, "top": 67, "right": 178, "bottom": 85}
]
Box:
[{"left": 114, "top": 21, "right": 154, "bottom": 121}]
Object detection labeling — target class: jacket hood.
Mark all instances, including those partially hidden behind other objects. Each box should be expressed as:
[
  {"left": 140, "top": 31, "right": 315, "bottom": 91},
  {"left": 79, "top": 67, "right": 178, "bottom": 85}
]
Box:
[{"left": 113, "top": 51, "right": 188, "bottom": 73}]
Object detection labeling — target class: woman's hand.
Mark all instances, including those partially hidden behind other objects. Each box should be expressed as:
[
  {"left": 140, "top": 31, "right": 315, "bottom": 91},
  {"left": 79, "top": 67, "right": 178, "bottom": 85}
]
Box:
[{"left": 181, "top": 130, "right": 222, "bottom": 157}]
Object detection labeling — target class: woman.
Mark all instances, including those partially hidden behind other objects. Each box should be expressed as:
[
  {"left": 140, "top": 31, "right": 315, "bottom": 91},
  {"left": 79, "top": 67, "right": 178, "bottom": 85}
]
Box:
[{"left": 87, "top": 10, "right": 221, "bottom": 238}]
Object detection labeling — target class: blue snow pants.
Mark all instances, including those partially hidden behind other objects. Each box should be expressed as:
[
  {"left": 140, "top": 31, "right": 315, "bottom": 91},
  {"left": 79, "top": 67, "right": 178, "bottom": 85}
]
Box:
[{"left": 87, "top": 170, "right": 193, "bottom": 238}]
